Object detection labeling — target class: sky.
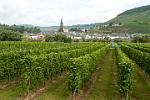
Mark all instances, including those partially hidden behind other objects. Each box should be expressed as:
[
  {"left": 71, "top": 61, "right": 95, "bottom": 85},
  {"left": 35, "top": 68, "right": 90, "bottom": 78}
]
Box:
[{"left": 0, "top": 0, "right": 150, "bottom": 26}]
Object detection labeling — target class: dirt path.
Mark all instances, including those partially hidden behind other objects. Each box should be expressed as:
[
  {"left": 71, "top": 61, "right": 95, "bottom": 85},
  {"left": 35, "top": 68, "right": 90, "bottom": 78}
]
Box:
[{"left": 0, "top": 79, "right": 17, "bottom": 90}]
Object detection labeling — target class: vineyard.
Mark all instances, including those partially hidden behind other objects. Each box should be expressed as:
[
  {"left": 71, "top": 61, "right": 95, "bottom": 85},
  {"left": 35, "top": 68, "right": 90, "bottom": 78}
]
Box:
[{"left": 0, "top": 41, "right": 150, "bottom": 100}]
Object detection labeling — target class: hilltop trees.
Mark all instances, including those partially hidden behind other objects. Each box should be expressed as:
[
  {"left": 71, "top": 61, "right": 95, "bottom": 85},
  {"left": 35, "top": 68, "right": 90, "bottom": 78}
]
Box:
[
  {"left": 0, "top": 24, "right": 41, "bottom": 41},
  {"left": 0, "top": 29, "right": 22, "bottom": 41},
  {"left": 0, "top": 24, "right": 41, "bottom": 33}
]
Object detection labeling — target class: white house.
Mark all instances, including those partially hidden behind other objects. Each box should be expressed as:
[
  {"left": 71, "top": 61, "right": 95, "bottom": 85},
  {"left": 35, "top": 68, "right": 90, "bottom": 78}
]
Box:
[
  {"left": 29, "top": 34, "right": 45, "bottom": 40},
  {"left": 30, "top": 36, "right": 38, "bottom": 39},
  {"left": 85, "top": 35, "right": 91, "bottom": 39},
  {"left": 112, "top": 24, "right": 121, "bottom": 27},
  {"left": 73, "top": 37, "right": 82, "bottom": 40}
]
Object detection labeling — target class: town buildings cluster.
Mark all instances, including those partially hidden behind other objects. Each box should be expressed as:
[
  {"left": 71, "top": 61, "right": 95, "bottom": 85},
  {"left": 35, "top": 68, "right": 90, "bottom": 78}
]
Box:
[{"left": 24, "top": 19, "right": 144, "bottom": 41}]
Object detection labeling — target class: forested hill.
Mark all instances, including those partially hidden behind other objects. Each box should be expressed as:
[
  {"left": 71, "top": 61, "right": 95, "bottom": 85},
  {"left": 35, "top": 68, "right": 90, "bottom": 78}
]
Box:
[
  {"left": 107, "top": 5, "right": 150, "bottom": 33},
  {"left": 118, "top": 5, "right": 150, "bottom": 16}
]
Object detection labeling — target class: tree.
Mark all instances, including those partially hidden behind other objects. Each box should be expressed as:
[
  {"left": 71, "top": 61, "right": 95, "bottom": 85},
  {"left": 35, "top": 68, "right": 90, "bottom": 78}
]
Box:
[
  {"left": 0, "top": 29, "right": 22, "bottom": 41},
  {"left": 109, "top": 22, "right": 113, "bottom": 26},
  {"left": 45, "top": 33, "right": 72, "bottom": 43},
  {"left": 64, "top": 36, "right": 72, "bottom": 43},
  {"left": 45, "top": 35, "right": 54, "bottom": 42},
  {"left": 132, "top": 35, "right": 150, "bottom": 43},
  {"left": 0, "top": 24, "right": 41, "bottom": 33}
]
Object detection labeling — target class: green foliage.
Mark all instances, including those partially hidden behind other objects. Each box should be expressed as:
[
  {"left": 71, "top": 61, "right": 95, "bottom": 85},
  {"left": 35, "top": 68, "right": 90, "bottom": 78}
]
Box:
[
  {"left": 121, "top": 44, "right": 150, "bottom": 74},
  {"left": 45, "top": 35, "right": 55, "bottom": 42},
  {"left": 73, "top": 39, "right": 80, "bottom": 42},
  {"left": 128, "top": 43, "right": 150, "bottom": 53},
  {"left": 20, "top": 43, "right": 105, "bottom": 92},
  {"left": 45, "top": 33, "right": 72, "bottom": 43},
  {"left": 118, "top": 5, "right": 150, "bottom": 16},
  {"left": 132, "top": 36, "right": 150, "bottom": 43},
  {"left": 115, "top": 45, "right": 133, "bottom": 99},
  {"left": 107, "top": 5, "right": 150, "bottom": 33},
  {"left": 25, "top": 27, "right": 41, "bottom": 33},
  {"left": 68, "top": 45, "right": 109, "bottom": 93},
  {"left": 0, "top": 41, "right": 110, "bottom": 95},
  {"left": 0, "top": 41, "right": 106, "bottom": 93},
  {"left": 20, "top": 52, "right": 70, "bottom": 91},
  {"left": 82, "top": 38, "right": 110, "bottom": 42},
  {"left": 109, "top": 22, "right": 113, "bottom": 26},
  {"left": 0, "top": 42, "right": 100, "bottom": 80},
  {"left": 0, "top": 24, "right": 41, "bottom": 33},
  {"left": 0, "top": 29, "right": 22, "bottom": 41},
  {"left": 0, "top": 50, "right": 28, "bottom": 80},
  {"left": 88, "top": 28, "right": 101, "bottom": 33},
  {"left": 69, "top": 28, "right": 83, "bottom": 32},
  {"left": 53, "top": 33, "right": 66, "bottom": 42}
]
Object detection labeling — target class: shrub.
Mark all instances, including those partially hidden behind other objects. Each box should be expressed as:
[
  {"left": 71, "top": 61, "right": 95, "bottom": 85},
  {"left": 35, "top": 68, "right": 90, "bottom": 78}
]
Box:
[
  {"left": 132, "top": 35, "right": 150, "bottom": 43},
  {"left": 45, "top": 33, "right": 72, "bottom": 43},
  {"left": 0, "top": 29, "right": 22, "bottom": 41}
]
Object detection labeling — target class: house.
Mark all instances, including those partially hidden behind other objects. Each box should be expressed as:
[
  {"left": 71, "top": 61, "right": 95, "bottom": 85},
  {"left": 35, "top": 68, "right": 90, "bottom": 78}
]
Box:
[
  {"left": 112, "top": 24, "right": 121, "bottom": 27},
  {"left": 63, "top": 28, "right": 69, "bottom": 33},
  {"left": 85, "top": 35, "right": 92, "bottom": 39},
  {"left": 29, "top": 34, "right": 45, "bottom": 41},
  {"left": 73, "top": 37, "right": 82, "bottom": 40}
]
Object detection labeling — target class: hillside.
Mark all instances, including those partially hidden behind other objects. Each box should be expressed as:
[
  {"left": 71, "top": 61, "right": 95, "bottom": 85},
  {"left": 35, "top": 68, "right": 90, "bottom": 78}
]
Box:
[
  {"left": 107, "top": 5, "right": 150, "bottom": 33},
  {"left": 10, "top": 5, "right": 150, "bottom": 34}
]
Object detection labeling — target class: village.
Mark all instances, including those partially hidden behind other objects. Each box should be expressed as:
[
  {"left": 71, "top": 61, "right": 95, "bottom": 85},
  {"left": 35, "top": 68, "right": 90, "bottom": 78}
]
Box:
[{"left": 24, "top": 19, "right": 143, "bottom": 41}]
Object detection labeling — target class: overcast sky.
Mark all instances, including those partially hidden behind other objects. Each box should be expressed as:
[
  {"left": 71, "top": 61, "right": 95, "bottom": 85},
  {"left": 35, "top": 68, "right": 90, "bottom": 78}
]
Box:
[{"left": 0, "top": 0, "right": 149, "bottom": 26}]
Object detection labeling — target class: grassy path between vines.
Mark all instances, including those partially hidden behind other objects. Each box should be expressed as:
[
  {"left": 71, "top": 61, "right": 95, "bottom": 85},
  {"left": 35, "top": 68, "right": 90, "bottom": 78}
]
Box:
[
  {"left": 0, "top": 73, "right": 69, "bottom": 100},
  {"left": 85, "top": 49, "right": 121, "bottom": 100},
  {"left": 0, "top": 82, "right": 23, "bottom": 100},
  {"left": 130, "top": 65, "right": 150, "bottom": 100},
  {"left": 34, "top": 75, "right": 71, "bottom": 100}
]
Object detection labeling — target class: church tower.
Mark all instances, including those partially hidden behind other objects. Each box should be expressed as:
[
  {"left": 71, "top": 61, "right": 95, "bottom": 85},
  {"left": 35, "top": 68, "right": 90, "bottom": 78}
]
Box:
[{"left": 58, "top": 18, "right": 64, "bottom": 32}]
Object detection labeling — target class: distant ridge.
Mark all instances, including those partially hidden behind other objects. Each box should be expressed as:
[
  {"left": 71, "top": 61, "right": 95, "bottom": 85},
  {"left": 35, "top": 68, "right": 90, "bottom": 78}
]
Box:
[
  {"left": 107, "top": 5, "right": 150, "bottom": 33},
  {"left": 118, "top": 5, "right": 150, "bottom": 16}
]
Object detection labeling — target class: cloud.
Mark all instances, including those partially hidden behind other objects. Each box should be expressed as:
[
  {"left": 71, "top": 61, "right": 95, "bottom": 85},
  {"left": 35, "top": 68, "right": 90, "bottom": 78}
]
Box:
[{"left": 0, "top": 0, "right": 149, "bottom": 26}]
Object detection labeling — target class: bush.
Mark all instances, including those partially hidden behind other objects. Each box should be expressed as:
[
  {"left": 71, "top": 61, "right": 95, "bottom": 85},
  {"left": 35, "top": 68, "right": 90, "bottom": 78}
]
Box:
[
  {"left": 45, "top": 35, "right": 55, "bottom": 42},
  {"left": 0, "top": 29, "right": 22, "bottom": 41},
  {"left": 73, "top": 39, "right": 80, "bottom": 42},
  {"left": 45, "top": 33, "right": 72, "bottom": 43},
  {"left": 64, "top": 37, "right": 72, "bottom": 43},
  {"left": 132, "top": 35, "right": 150, "bottom": 43}
]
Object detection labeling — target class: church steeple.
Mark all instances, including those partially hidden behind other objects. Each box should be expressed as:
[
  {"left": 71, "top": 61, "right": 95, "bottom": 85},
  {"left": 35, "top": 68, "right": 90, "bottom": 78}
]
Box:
[
  {"left": 58, "top": 18, "right": 64, "bottom": 32},
  {"left": 60, "top": 18, "right": 63, "bottom": 27}
]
